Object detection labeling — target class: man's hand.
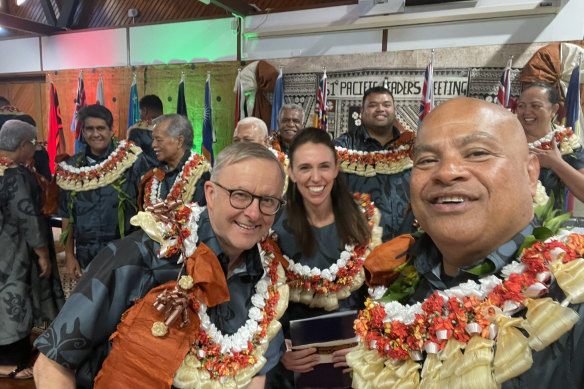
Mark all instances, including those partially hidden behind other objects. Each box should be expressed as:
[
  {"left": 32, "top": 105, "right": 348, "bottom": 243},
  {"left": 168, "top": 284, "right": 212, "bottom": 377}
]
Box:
[
  {"left": 65, "top": 253, "right": 82, "bottom": 280},
  {"left": 33, "top": 353, "right": 76, "bottom": 389},
  {"left": 332, "top": 346, "right": 355, "bottom": 373},
  {"left": 38, "top": 255, "right": 51, "bottom": 278},
  {"left": 281, "top": 340, "right": 320, "bottom": 373}
]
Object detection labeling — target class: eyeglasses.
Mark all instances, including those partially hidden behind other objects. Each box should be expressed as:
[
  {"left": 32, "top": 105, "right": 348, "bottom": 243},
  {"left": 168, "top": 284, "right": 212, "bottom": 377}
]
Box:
[
  {"left": 212, "top": 181, "right": 286, "bottom": 216},
  {"left": 29, "top": 139, "right": 37, "bottom": 146}
]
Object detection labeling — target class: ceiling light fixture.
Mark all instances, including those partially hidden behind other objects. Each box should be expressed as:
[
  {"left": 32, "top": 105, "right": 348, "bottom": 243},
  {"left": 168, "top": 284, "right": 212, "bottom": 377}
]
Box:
[{"left": 16, "top": 0, "right": 28, "bottom": 5}]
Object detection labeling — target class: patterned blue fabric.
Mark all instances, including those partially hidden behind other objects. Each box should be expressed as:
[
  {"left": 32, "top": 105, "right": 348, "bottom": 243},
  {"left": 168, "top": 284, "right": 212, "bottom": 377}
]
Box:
[
  {"left": 334, "top": 125, "right": 414, "bottom": 240},
  {"left": 34, "top": 209, "right": 284, "bottom": 388},
  {"left": 409, "top": 220, "right": 584, "bottom": 389},
  {"left": 154, "top": 150, "right": 209, "bottom": 207},
  {"left": 57, "top": 142, "right": 152, "bottom": 268}
]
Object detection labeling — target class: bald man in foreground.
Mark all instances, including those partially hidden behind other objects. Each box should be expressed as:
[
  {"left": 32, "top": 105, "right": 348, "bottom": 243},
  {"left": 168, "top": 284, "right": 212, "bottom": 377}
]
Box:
[{"left": 349, "top": 98, "right": 584, "bottom": 388}]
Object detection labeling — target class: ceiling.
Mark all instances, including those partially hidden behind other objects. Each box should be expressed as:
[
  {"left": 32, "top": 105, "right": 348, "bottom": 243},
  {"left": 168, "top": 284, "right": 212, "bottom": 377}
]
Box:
[{"left": 0, "top": 0, "right": 457, "bottom": 38}]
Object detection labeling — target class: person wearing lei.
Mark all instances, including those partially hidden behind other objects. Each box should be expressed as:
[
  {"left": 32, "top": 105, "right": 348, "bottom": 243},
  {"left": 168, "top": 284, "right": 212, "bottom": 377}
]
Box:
[
  {"left": 34, "top": 142, "right": 290, "bottom": 389},
  {"left": 267, "top": 128, "right": 382, "bottom": 389},
  {"left": 0, "top": 120, "right": 64, "bottom": 380},
  {"left": 55, "top": 104, "right": 152, "bottom": 280},
  {"left": 346, "top": 98, "right": 584, "bottom": 389},
  {"left": 517, "top": 82, "right": 584, "bottom": 211},
  {"left": 138, "top": 114, "right": 211, "bottom": 211},
  {"left": 334, "top": 86, "right": 416, "bottom": 241}
]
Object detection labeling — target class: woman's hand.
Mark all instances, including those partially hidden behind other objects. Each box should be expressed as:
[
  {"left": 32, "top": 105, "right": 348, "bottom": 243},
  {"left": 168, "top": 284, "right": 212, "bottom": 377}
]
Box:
[
  {"left": 531, "top": 138, "right": 563, "bottom": 169},
  {"left": 65, "top": 253, "right": 82, "bottom": 280},
  {"left": 38, "top": 255, "right": 52, "bottom": 278},
  {"left": 332, "top": 346, "right": 355, "bottom": 373},
  {"left": 281, "top": 339, "right": 320, "bottom": 373}
]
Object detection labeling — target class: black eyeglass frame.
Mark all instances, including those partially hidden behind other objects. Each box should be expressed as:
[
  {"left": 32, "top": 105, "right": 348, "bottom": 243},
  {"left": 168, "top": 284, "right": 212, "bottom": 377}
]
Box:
[{"left": 212, "top": 181, "right": 286, "bottom": 216}]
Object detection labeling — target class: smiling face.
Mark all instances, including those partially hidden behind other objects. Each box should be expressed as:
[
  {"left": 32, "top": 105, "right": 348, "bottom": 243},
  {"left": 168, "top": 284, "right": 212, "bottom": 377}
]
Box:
[
  {"left": 278, "top": 109, "right": 303, "bottom": 146},
  {"left": 82, "top": 117, "right": 113, "bottom": 156},
  {"left": 516, "top": 86, "right": 559, "bottom": 141},
  {"left": 205, "top": 157, "right": 283, "bottom": 261},
  {"left": 411, "top": 98, "right": 539, "bottom": 272},
  {"left": 361, "top": 92, "right": 396, "bottom": 134},
  {"left": 152, "top": 119, "right": 185, "bottom": 168},
  {"left": 232, "top": 122, "right": 269, "bottom": 147},
  {"left": 289, "top": 142, "right": 339, "bottom": 212}
]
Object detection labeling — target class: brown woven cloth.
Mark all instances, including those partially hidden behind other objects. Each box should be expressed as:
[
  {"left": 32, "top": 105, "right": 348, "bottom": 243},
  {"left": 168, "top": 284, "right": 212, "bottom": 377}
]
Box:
[
  {"left": 363, "top": 234, "right": 414, "bottom": 287},
  {"left": 252, "top": 60, "right": 279, "bottom": 127}
]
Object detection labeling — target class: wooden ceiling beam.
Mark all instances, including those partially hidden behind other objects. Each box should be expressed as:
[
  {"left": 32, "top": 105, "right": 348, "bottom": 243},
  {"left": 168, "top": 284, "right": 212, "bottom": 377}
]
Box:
[
  {"left": 209, "top": 0, "right": 257, "bottom": 16},
  {"left": 39, "top": 0, "right": 57, "bottom": 26},
  {"left": 57, "top": 0, "right": 80, "bottom": 28},
  {"left": 0, "top": 12, "right": 62, "bottom": 35}
]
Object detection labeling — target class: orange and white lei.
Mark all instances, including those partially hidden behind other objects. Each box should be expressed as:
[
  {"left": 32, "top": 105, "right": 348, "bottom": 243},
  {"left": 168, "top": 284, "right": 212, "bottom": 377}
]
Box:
[
  {"left": 336, "top": 145, "right": 413, "bottom": 176},
  {"left": 143, "top": 152, "right": 210, "bottom": 209},
  {"left": 348, "top": 229, "right": 584, "bottom": 388},
  {"left": 285, "top": 193, "right": 383, "bottom": 311},
  {"left": 0, "top": 155, "right": 16, "bottom": 176},
  {"left": 173, "top": 240, "right": 288, "bottom": 388},
  {"left": 55, "top": 140, "right": 142, "bottom": 191},
  {"left": 528, "top": 125, "right": 581, "bottom": 155},
  {"left": 132, "top": 202, "right": 289, "bottom": 388}
]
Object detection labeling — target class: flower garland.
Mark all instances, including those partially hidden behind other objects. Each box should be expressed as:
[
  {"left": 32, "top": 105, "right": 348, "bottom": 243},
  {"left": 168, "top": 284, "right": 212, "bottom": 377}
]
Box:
[
  {"left": 173, "top": 241, "right": 288, "bottom": 387},
  {"left": 335, "top": 145, "right": 413, "bottom": 176},
  {"left": 348, "top": 229, "right": 584, "bottom": 388},
  {"left": 55, "top": 140, "right": 142, "bottom": 191},
  {"left": 0, "top": 155, "right": 15, "bottom": 176},
  {"left": 132, "top": 201, "right": 288, "bottom": 388},
  {"left": 285, "top": 193, "right": 383, "bottom": 311},
  {"left": 528, "top": 125, "right": 581, "bottom": 155},
  {"left": 143, "top": 152, "right": 210, "bottom": 210}
]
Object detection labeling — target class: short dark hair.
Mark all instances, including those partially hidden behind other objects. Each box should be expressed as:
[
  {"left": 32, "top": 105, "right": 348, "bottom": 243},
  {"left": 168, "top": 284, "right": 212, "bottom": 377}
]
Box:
[
  {"left": 15, "top": 114, "right": 36, "bottom": 127},
  {"left": 287, "top": 127, "right": 371, "bottom": 257},
  {"left": 522, "top": 82, "right": 559, "bottom": 105},
  {"left": 139, "top": 95, "right": 163, "bottom": 113},
  {"left": 362, "top": 86, "right": 394, "bottom": 106},
  {"left": 79, "top": 104, "right": 113, "bottom": 129},
  {"left": 0, "top": 96, "right": 10, "bottom": 107}
]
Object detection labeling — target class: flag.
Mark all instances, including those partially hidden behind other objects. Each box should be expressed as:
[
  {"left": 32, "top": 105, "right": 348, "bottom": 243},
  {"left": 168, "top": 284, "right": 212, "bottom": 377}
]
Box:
[
  {"left": 312, "top": 70, "right": 328, "bottom": 130},
  {"left": 48, "top": 78, "right": 64, "bottom": 173},
  {"left": 497, "top": 58, "right": 516, "bottom": 111},
  {"left": 563, "top": 62, "right": 581, "bottom": 212},
  {"left": 96, "top": 74, "right": 105, "bottom": 105},
  {"left": 71, "top": 70, "right": 87, "bottom": 153},
  {"left": 418, "top": 54, "right": 434, "bottom": 124},
  {"left": 177, "top": 73, "right": 187, "bottom": 117},
  {"left": 202, "top": 72, "right": 216, "bottom": 164},
  {"left": 270, "top": 67, "right": 284, "bottom": 135},
  {"left": 234, "top": 69, "right": 246, "bottom": 127},
  {"left": 127, "top": 74, "right": 140, "bottom": 128}
]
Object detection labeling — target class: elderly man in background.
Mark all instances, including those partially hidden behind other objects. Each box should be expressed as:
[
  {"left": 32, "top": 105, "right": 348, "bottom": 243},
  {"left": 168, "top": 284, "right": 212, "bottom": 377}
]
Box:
[
  {"left": 334, "top": 86, "right": 415, "bottom": 240},
  {"left": 138, "top": 113, "right": 210, "bottom": 210},
  {"left": 0, "top": 120, "right": 62, "bottom": 380},
  {"left": 57, "top": 104, "right": 151, "bottom": 280},
  {"left": 275, "top": 103, "right": 304, "bottom": 155},
  {"left": 349, "top": 97, "right": 584, "bottom": 388},
  {"left": 34, "top": 142, "right": 289, "bottom": 389},
  {"left": 233, "top": 116, "right": 271, "bottom": 147}
]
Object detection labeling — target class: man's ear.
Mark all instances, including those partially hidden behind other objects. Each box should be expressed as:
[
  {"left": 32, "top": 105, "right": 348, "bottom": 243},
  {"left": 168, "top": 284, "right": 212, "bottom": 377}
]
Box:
[
  {"left": 204, "top": 181, "right": 215, "bottom": 210},
  {"left": 527, "top": 153, "right": 540, "bottom": 197},
  {"left": 177, "top": 135, "right": 185, "bottom": 149}
]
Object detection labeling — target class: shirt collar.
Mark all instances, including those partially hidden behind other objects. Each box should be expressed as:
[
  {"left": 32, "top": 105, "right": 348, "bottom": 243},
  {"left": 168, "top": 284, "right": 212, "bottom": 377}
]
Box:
[
  {"left": 358, "top": 125, "right": 402, "bottom": 149},
  {"left": 84, "top": 141, "right": 114, "bottom": 164},
  {"left": 163, "top": 149, "right": 191, "bottom": 173},
  {"left": 412, "top": 220, "right": 536, "bottom": 289}
]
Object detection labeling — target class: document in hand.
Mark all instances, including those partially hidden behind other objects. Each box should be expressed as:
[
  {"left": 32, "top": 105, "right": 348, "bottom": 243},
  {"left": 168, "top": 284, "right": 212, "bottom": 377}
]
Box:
[{"left": 290, "top": 310, "right": 358, "bottom": 388}]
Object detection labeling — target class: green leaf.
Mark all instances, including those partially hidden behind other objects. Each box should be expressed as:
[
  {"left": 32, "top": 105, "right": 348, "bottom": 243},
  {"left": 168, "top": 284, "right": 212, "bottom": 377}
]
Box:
[
  {"left": 532, "top": 226, "right": 554, "bottom": 241},
  {"left": 534, "top": 192, "right": 555, "bottom": 220},
  {"left": 517, "top": 235, "right": 537, "bottom": 256},
  {"left": 464, "top": 259, "right": 496, "bottom": 275},
  {"left": 543, "top": 212, "right": 572, "bottom": 234}
]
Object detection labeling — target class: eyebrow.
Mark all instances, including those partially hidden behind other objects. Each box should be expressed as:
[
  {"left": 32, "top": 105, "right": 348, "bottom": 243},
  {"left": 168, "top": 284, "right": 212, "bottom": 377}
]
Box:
[{"left": 414, "top": 131, "right": 499, "bottom": 155}]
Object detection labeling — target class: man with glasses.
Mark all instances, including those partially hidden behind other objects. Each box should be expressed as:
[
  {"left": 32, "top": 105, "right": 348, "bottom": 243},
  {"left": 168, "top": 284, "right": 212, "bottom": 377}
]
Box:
[
  {"left": 34, "top": 142, "right": 288, "bottom": 389},
  {"left": 56, "top": 104, "right": 152, "bottom": 280}
]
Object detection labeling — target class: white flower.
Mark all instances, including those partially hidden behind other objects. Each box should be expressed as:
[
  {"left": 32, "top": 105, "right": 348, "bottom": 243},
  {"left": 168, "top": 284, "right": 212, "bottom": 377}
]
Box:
[
  {"left": 310, "top": 267, "right": 321, "bottom": 277},
  {"left": 178, "top": 275, "right": 194, "bottom": 290},
  {"left": 368, "top": 286, "right": 387, "bottom": 300},
  {"left": 249, "top": 307, "right": 264, "bottom": 322},
  {"left": 151, "top": 322, "right": 168, "bottom": 337},
  {"left": 251, "top": 294, "right": 266, "bottom": 308},
  {"left": 501, "top": 261, "right": 526, "bottom": 279},
  {"left": 321, "top": 269, "right": 333, "bottom": 281}
]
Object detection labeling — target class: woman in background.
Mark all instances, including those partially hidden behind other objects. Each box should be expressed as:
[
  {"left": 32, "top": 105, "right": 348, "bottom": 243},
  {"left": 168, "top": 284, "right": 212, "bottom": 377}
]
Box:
[{"left": 517, "top": 82, "right": 584, "bottom": 210}]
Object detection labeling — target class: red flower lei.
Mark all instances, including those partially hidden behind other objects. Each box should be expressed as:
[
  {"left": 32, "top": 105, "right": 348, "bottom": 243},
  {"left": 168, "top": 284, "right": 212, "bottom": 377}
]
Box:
[
  {"left": 0, "top": 155, "right": 15, "bottom": 176},
  {"left": 143, "top": 152, "right": 207, "bottom": 209},
  {"left": 335, "top": 139, "right": 414, "bottom": 176},
  {"left": 355, "top": 232, "right": 584, "bottom": 361}
]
